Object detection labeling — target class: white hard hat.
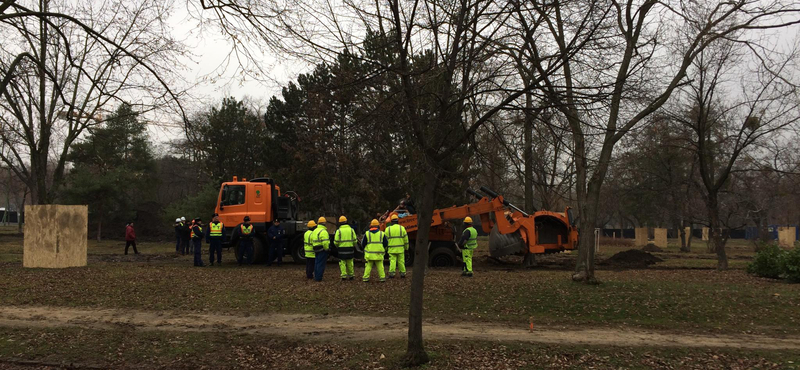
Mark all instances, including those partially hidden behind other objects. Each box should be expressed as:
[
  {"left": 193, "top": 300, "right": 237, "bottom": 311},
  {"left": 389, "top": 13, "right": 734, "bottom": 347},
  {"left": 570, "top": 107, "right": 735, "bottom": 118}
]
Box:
[
  {"left": 175, "top": 218, "right": 181, "bottom": 222},
  {"left": 181, "top": 217, "right": 186, "bottom": 221}
]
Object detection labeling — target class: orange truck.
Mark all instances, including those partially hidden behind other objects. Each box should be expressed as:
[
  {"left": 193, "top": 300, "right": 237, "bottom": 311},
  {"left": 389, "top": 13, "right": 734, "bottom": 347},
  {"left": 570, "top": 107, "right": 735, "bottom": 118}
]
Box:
[
  {"left": 381, "top": 186, "right": 578, "bottom": 267},
  {"left": 214, "top": 177, "right": 306, "bottom": 264}
]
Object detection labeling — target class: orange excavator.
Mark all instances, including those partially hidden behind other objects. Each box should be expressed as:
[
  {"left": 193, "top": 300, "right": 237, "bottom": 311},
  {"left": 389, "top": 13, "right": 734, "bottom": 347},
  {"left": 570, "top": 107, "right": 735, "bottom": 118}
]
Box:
[{"left": 381, "top": 186, "right": 578, "bottom": 267}]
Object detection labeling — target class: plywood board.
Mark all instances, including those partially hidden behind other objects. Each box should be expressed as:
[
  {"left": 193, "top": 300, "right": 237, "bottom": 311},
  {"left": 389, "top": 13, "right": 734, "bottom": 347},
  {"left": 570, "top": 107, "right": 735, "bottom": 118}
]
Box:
[
  {"left": 778, "top": 227, "right": 796, "bottom": 248},
  {"left": 23, "top": 205, "right": 87, "bottom": 268},
  {"left": 702, "top": 227, "right": 709, "bottom": 241},
  {"left": 635, "top": 227, "right": 648, "bottom": 247},
  {"left": 654, "top": 228, "right": 668, "bottom": 249}
]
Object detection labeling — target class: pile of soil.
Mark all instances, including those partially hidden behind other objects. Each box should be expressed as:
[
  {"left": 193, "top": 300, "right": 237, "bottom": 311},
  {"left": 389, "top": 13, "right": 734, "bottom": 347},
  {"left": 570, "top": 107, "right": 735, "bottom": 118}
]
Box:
[
  {"left": 641, "top": 243, "right": 664, "bottom": 252},
  {"left": 605, "top": 249, "right": 663, "bottom": 268}
]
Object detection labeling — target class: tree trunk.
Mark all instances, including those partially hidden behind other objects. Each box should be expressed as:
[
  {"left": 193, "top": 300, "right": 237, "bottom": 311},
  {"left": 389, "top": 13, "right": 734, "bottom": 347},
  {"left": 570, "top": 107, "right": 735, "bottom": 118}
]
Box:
[
  {"left": 96, "top": 219, "right": 102, "bottom": 242},
  {"left": 573, "top": 178, "right": 601, "bottom": 284},
  {"left": 706, "top": 193, "right": 728, "bottom": 270},
  {"left": 523, "top": 92, "right": 534, "bottom": 213},
  {"left": 403, "top": 168, "right": 439, "bottom": 367}
]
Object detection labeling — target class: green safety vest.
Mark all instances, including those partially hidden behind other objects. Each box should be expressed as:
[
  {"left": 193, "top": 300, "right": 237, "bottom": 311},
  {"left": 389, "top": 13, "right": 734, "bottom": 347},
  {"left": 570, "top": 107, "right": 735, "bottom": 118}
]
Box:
[
  {"left": 363, "top": 230, "right": 385, "bottom": 261},
  {"left": 312, "top": 225, "right": 329, "bottom": 252},
  {"left": 386, "top": 223, "right": 409, "bottom": 253},
  {"left": 240, "top": 224, "right": 253, "bottom": 239},
  {"left": 304, "top": 229, "right": 316, "bottom": 258},
  {"left": 209, "top": 222, "right": 224, "bottom": 237},
  {"left": 335, "top": 225, "right": 357, "bottom": 259},
  {"left": 464, "top": 227, "right": 478, "bottom": 249}
]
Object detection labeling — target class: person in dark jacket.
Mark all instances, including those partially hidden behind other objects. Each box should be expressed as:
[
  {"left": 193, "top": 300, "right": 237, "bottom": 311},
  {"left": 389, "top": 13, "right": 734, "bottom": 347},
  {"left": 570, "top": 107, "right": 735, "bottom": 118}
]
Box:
[
  {"left": 235, "top": 216, "right": 255, "bottom": 266},
  {"left": 267, "top": 219, "right": 286, "bottom": 266},
  {"left": 125, "top": 222, "right": 139, "bottom": 255},
  {"left": 180, "top": 217, "right": 191, "bottom": 254},
  {"left": 191, "top": 218, "right": 204, "bottom": 267},
  {"left": 174, "top": 218, "right": 183, "bottom": 254},
  {"left": 206, "top": 213, "right": 226, "bottom": 266}
]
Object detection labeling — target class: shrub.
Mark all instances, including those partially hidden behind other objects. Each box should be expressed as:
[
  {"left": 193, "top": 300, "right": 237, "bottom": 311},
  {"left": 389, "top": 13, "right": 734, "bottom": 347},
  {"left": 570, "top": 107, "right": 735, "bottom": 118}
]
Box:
[
  {"left": 747, "top": 243, "right": 785, "bottom": 279},
  {"left": 781, "top": 246, "right": 800, "bottom": 283}
]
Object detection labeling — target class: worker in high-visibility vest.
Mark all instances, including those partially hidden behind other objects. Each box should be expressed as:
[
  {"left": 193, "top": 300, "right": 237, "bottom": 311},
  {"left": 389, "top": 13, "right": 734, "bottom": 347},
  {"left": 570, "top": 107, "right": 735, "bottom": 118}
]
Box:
[
  {"left": 335, "top": 216, "right": 357, "bottom": 281},
  {"left": 206, "top": 213, "right": 225, "bottom": 266},
  {"left": 361, "top": 219, "right": 388, "bottom": 283},
  {"left": 459, "top": 217, "right": 478, "bottom": 276},
  {"left": 237, "top": 216, "right": 254, "bottom": 266},
  {"left": 312, "top": 217, "right": 331, "bottom": 282},
  {"left": 304, "top": 220, "right": 317, "bottom": 279},
  {"left": 385, "top": 214, "right": 409, "bottom": 278},
  {"left": 191, "top": 218, "right": 204, "bottom": 267}
]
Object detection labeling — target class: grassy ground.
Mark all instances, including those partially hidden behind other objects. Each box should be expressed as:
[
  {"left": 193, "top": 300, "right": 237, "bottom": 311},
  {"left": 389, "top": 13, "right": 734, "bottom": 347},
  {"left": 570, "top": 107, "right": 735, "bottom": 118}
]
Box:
[
  {"left": 0, "top": 233, "right": 797, "bottom": 336},
  {"left": 2, "top": 231, "right": 798, "bottom": 368},
  {"left": 0, "top": 326, "right": 798, "bottom": 369}
]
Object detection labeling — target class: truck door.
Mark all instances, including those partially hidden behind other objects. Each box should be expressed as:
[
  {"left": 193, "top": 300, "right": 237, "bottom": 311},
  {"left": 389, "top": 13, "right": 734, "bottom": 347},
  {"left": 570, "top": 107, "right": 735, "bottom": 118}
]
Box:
[{"left": 219, "top": 184, "right": 247, "bottom": 226}]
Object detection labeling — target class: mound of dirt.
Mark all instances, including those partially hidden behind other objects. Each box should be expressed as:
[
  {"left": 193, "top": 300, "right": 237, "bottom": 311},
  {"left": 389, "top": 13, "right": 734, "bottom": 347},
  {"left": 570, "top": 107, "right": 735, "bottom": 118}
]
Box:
[
  {"left": 641, "top": 243, "right": 663, "bottom": 252},
  {"left": 606, "top": 249, "right": 663, "bottom": 267}
]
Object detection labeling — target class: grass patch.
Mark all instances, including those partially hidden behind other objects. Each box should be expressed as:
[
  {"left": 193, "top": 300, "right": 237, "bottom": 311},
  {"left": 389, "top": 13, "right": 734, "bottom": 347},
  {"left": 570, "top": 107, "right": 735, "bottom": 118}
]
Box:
[{"left": 0, "top": 326, "right": 798, "bottom": 369}]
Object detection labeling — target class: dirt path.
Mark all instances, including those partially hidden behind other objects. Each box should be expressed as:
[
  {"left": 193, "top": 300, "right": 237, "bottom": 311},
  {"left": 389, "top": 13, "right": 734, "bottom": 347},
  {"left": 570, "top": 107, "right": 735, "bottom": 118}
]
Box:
[{"left": 1, "top": 305, "right": 798, "bottom": 350}]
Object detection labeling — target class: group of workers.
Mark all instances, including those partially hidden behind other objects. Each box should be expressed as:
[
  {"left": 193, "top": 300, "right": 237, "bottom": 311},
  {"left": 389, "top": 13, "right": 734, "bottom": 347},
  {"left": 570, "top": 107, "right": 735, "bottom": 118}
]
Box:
[
  {"left": 173, "top": 214, "right": 287, "bottom": 267},
  {"left": 303, "top": 214, "right": 478, "bottom": 282},
  {"left": 172, "top": 212, "right": 479, "bottom": 280}
]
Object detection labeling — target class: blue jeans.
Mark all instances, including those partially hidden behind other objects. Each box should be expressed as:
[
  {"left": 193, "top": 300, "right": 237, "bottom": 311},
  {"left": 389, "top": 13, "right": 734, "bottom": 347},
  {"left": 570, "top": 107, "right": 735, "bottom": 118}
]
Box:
[
  {"left": 209, "top": 239, "right": 222, "bottom": 264},
  {"left": 175, "top": 235, "right": 181, "bottom": 253},
  {"left": 314, "top": 250, "right": 328, "bottom": 281},
  {"left": 193, "top": 239, "right": 203, "bottom": 266},
  {"left": 181, "top": 238, "right": 190, "bottom": 254}
]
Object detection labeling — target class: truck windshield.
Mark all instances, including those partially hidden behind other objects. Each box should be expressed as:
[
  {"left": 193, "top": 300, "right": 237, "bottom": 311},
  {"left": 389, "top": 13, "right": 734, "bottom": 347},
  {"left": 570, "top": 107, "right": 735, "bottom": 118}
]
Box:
[{"left": 221, "top": 185, "right": 246, "bottom": 206}]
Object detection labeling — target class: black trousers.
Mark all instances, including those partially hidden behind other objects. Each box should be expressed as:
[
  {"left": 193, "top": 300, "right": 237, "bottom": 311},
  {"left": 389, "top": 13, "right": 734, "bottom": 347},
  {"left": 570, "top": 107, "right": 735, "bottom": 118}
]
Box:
[
  {"left": 125, "top": 241, "right": 138, "bottom": 255},
  {"left": 305, "top": 257, "right": 315, "bottom": 279}
]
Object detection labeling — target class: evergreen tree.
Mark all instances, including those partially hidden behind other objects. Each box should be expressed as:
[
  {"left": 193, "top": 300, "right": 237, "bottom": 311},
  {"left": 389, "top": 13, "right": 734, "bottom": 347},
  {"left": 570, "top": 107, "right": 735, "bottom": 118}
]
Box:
[{"left": 63, "top": 103, "right": 156, "bottom": 240}]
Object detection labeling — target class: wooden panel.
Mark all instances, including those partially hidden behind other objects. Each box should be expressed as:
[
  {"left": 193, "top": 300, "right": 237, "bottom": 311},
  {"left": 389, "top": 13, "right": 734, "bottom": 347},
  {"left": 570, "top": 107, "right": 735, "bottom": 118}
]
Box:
[{"left": 23, "top": 205, "right": 87, "bottom": 268}]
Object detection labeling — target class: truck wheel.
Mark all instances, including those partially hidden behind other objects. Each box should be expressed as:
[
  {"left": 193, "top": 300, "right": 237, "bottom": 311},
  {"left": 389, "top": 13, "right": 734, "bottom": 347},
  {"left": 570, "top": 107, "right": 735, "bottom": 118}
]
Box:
[
  {"left": 429, "top": 245, "right": 456, "bottom": 267},
  {"left": 405, "top": 241, "right": 415, "bottom": 267},
  {"left": 252, "top": 238, "right": 266, "bottom": 263},
  {"left": 290, "top": 235, "right": 306, "bottom": 264}
]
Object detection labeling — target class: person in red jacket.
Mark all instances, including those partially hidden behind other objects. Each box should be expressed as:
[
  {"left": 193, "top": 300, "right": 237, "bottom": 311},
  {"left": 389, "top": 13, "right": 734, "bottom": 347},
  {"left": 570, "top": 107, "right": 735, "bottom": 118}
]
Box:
[{"left": 125, "top": 222, "right": 139, "bottom": 255}]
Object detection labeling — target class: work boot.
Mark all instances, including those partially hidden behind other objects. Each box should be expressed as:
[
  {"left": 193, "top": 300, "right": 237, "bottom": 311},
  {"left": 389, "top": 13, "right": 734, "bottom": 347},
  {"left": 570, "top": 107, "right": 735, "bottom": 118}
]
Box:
[
  {"left": 461, "top": 271, "right": 467, "bottom": 276},
  {"left": 400, "top": 273, "right": 406, "bottom": 278},
  {"left": 467, "top": 272, "right": 473, "bottom": 277},
  {"left": 388, "top": 273, "right": 395, "bottom": 279},
  {"left": 380, "top": 279, "right": 386, "bottom": 283},
  {"left": 363, "top": 279, "right": 370, "bottom": 283},
  {"left": 342, "top": 277, "right": 347, "bottom": 281}
]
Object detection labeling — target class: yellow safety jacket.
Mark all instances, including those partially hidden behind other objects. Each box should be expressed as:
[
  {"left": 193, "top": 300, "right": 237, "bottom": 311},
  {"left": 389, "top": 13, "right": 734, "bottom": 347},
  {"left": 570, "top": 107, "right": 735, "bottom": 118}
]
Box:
[
  {"left": 464, "top": 227, "right": 478, "bottom": 249},
  {"left": 335, "top": 225, "right": 357, "bottom": 259},
  {"left": 304, "top": 229, "right": 316, "bottom": 258},
  {"left": 209, "top": 222, "right": 224, "bottom": 237},
  {"left": 386, "top": 223, "right": 409, "bottom": 254},
  {"left": 312, "top": 225, "right": 330, "bottom": 252},
  {"left": 363, "top": 229, "right": 386, "bottom": 261}
]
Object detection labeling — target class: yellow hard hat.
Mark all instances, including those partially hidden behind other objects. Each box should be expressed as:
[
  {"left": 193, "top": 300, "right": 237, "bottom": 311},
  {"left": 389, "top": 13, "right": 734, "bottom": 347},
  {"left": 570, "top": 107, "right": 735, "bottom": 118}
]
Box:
[
  {"left": 370, "top": 219, "right": 380, "bottom": 227},
  {"left": 318, "top": 216, "right": 327, "bottom": 224},
  {"left": 307, "top": 220, "right": 317, "bottom": 228},
  {"left": 390, "top": 214, "right": 399, "bottom": 221},
  {"left": 464, "top": 216, "right": 473, "bottom": 223},
  {"left": 339, "top": 216, "right": 347, "bottom": 223}
]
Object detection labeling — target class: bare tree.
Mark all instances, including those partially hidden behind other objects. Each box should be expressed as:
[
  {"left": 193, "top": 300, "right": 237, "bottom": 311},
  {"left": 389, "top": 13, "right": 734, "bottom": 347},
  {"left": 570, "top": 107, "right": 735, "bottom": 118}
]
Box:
[
  {"left": 668, "top": 37, "right": 800, "bottom": 269},
  {"left": 0, "top": 0, "right": 187, "bottom": 204},
  {"left": 517, "top": 0, "right": 800, "bottom": 282}
]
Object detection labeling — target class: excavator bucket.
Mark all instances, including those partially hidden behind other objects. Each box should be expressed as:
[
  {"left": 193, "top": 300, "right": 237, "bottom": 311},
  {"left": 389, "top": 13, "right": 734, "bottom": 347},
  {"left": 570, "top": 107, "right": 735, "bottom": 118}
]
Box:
[{"left": 488, "top": 227, "right": 526, "bottom": 257}]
